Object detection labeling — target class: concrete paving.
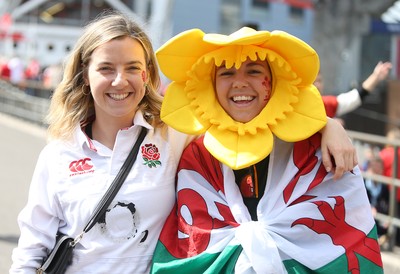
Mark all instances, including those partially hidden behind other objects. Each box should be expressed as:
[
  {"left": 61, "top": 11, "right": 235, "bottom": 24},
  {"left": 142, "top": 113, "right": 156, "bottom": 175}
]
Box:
[
  {"left": 0, "top": 113, "right": 46, "bottom": 273},
  {"left": 1, "top": 113, "right": 399, "bottom": 273}
]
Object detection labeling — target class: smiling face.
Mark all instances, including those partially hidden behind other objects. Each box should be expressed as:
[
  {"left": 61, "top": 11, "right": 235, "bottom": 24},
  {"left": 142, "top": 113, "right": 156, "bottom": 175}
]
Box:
[
  {"left": 86, "top": 36, "right": 147, "bottom": 123},
  {"left": 215, "top": 58, "right": 272, "bottom": 123}
]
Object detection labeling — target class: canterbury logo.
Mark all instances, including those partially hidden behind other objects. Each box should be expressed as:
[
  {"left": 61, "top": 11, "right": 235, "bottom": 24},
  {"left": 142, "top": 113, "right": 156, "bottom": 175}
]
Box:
[{"left": 69, "top": 157, "right": 94, "bottom": 176}]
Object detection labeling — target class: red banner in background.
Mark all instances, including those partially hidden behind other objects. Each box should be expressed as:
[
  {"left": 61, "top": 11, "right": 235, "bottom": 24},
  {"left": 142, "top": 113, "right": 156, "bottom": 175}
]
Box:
[
  {"left": 0, "top": 13, "right": 12, "bottom": 31},
  {"left": 261, "top": 0, "right": 314, "bottom": 9},
  {"left": 0, "top": 13, "right": 23, "bottom": 41}
]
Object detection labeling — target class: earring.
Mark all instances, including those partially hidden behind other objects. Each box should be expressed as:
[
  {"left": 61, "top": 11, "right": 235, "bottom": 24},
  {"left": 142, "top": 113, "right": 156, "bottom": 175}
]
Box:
[{"left": 82, "top": 84, "right": 90, "bottom": 96}]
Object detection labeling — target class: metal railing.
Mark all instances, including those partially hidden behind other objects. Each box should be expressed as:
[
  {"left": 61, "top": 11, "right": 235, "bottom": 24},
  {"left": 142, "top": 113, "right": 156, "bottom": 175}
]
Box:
[
  {"left": 348, "top": 130, "right": 400, "bottom": 251},
  {"left": 0, "top": 80, "right": 49, "bottom": 126}
]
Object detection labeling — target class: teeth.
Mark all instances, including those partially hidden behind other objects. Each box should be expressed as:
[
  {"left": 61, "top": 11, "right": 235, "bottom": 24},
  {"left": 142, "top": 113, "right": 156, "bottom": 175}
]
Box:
[
  {"left": 109, "top": 93, "right": 129, "bottom": 101},
  {"left": 232, "top": 95, "right": 253, "bottom": 102}
]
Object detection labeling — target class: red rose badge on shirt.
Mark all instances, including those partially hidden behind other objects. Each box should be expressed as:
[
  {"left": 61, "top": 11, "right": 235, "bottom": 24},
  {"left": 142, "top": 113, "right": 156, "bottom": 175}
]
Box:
[{"left": 141, "top": 143, "right": 161, "bottom": 168}]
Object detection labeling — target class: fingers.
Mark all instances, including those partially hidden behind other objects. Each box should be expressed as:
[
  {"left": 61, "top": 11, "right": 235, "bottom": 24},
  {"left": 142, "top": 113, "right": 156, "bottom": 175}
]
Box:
[
  {"left": 353, "top": 148, "right": 359, "bottom": 167},
  {"left": 320, "top": 118, "right": 358, "bottom": 180},
  {"left": 321, "top": 142, "right": 357, "bottom": 180},
  {"left": 332, "top": 165, "right": 345, "bottom": 181},
  {"left": 321, "top": 145, "right": 332, "bottom": 173},
  {"left": 331, "top": 155, "right": 345, "bottom": 181},
  {"left": 330, "top": 145, "right": 357, "bottom": 180}
]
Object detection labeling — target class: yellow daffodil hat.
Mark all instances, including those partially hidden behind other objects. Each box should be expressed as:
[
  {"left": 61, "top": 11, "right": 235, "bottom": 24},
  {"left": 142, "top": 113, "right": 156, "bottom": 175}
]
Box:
[{"left": 157, "top": 27, "right": 327, "bottom": 170}]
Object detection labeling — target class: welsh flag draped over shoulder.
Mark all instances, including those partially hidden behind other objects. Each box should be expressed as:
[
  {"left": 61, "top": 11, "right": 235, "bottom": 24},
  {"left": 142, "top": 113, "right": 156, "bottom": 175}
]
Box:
[{"left": 151, "top": 135, "right": 383, "bottom": 274}]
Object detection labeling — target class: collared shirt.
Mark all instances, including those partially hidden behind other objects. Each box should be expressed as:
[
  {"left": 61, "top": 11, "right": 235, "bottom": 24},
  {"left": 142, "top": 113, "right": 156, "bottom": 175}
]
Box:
[{"left": 10, "top": 111, "right": 194, "bottom": 274}]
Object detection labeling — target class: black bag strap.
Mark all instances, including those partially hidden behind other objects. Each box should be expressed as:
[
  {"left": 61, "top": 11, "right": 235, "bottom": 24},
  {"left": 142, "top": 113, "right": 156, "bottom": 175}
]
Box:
[{"left": 82, "top": 126, "right": 147, "bottom": 233}]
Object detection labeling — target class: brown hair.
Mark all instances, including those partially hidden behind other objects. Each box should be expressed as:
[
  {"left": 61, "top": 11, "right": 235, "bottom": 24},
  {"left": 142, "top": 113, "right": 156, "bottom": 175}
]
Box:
[{"left": 46, "top": 10, "right": 164, "bottom": 141}]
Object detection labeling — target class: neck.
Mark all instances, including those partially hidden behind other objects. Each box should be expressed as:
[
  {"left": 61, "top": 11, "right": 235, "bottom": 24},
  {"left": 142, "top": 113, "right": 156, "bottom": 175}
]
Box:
[{"left": 91, "top": 114, "right": 134, "bottom": 150}]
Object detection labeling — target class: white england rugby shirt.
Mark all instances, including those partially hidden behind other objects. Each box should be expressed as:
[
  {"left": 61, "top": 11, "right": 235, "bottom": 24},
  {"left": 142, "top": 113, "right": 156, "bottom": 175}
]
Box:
[{"left": 10, "top": 111, "right": 194, "bottom": 274}]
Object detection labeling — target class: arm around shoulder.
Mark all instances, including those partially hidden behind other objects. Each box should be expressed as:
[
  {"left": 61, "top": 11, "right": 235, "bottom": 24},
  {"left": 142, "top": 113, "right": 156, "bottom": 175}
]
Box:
[{"left": 319, "top": 118, "right": 357, "bottom": 180}]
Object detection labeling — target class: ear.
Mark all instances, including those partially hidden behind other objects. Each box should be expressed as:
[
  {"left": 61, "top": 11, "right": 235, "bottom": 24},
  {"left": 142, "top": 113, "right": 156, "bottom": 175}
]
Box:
[{"left": 141, "top": 70, "right": 147, "bottom": 83}]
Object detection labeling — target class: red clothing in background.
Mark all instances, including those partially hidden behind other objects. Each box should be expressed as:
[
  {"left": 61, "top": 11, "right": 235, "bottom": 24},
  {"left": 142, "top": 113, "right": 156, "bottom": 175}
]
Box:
[
  {"left": 322, "top": 95, "right": 339, "bottom": 118},
  {"left": 380, "top": 146, "right": 400, "bottom": 201}
]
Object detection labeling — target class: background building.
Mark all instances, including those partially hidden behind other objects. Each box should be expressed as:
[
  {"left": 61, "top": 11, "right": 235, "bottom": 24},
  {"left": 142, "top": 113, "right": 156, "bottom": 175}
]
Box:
[{"left": 0, "top": 0, "right": 398, "bottom": 135}]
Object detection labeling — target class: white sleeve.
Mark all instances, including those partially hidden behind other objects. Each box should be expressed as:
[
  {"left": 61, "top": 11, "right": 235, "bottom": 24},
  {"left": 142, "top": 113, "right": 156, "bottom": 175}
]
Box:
[
  {"left": 167, "top": 127, "right": 198, "bottom": 163},
  {"left": 10, "top": 146, "right": 61, "bottom": 273},
  {"left": 335, "top": 88, "right": 362, "bottom": 116}
]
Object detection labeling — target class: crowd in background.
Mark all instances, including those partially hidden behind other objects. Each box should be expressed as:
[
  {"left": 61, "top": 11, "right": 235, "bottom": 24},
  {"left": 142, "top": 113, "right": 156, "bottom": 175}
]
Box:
[
  {"left": 360, "top": 127, "right": 400, "bottom": 249},
  {"left": 0, "top": 55, "right": 62, "bottom": 96}
]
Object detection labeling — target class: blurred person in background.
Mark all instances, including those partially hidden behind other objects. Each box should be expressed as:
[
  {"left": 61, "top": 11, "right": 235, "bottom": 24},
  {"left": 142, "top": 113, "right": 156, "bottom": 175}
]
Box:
[
  {"left": 0, "top": 56, "right": 11, "bottom": 80},
  {"left": 314, "top": 61, "right": 392, "bottom": 119},
  {"left": 24, "top": 58, "right": 41, "bottom": 96},
  {"left": 364, "top": 155, "right": 390, "bottom": 246},
  {"left": 8, "top": 54, "right": 25, "bottom": 86},
  {"left": 42, "top": 62, "right": 63, "bottom": 90},
  {"left": 379, "top": 127, "right": 400, "bottom": 246}
]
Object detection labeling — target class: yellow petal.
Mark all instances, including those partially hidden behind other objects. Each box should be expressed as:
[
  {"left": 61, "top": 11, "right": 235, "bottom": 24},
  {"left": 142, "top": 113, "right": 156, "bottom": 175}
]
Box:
[
  {"left": 204, "top": 27, "right": 271, "bottom": 46},
  {"left": 156, "top": 29, "right": 217, "bottom": 82},
  {"left": 204, "top": 126, "right": 274, "bottom": 170},
  {"left": 161, "top": 82, "right": 209, "bottom": 135},
  {"left": 262, "top": 31, "right": 319, "bottom": 85},
  {"left": 271, "top": 86, "right": 327, "bottom": 141}
]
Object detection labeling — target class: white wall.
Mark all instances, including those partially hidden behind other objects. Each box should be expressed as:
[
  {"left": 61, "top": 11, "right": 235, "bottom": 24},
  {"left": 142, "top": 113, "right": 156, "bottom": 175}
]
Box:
[{"left": 2, "top": 23, "right": 82, "bottom": 68}]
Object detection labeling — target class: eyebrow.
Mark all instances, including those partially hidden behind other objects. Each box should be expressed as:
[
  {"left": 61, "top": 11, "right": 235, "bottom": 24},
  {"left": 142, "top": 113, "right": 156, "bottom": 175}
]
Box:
[
  {"left": 97, "top": 60, "right": 144, "bottom": 66},
  {"left": 246, "top": 62, "right": 265, "bottom": 67},
  {"left": 216, "top": 61, "right": 265, "bottom": 70}
]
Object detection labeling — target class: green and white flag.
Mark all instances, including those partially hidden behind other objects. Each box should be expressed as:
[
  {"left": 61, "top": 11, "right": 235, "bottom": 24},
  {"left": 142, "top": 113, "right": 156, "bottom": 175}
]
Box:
[{"left": 151, "top": 136, "right": 383, "bottom": 274}]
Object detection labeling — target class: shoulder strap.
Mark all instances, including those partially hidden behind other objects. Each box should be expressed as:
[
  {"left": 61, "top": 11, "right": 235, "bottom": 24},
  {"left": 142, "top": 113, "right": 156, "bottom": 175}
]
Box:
[{"left": 83, "top": 126, "right": 147, "bottom": 233}]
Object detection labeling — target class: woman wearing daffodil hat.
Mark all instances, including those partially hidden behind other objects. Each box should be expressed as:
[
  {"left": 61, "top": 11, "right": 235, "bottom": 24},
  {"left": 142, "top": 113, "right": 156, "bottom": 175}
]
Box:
[{"left": 151, "top": 28, "right": 383, "bottom": 274}]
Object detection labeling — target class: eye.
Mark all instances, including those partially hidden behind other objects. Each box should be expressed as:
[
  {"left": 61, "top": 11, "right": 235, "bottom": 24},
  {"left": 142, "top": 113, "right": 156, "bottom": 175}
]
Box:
[
  {"left": 127, "top": 65, "right": 141, "bottom": 72},
  {"left": 98, "top": 66, "right": 113, "bottom": 72},
  {"left": 217, "top": 69, "right": 234, "bottom": 77},
  {"left": 247, "top": 69, "right": 263, "bottom": 75},
  {"left": 220, "top": 71, "right": 233, "bottom": 76}
]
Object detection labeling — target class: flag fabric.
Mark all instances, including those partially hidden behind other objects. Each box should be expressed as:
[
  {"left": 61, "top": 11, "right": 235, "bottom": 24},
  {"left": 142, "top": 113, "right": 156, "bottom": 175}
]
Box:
[{"left": 151, "top": 134, "right": 383, "bottom": 274}]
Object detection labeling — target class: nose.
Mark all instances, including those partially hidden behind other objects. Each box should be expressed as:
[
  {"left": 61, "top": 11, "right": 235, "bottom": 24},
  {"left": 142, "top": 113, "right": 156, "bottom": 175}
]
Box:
[
  {"left": 112, "top": 72, "right": 128, "bottom": 87},
  {"left": 232, "top": 74, "right": 248, "bottom": 88}
]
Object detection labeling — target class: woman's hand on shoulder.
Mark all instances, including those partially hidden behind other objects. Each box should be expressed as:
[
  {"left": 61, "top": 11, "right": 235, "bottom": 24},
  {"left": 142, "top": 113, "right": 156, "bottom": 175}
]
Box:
[{"left": 320, "top": 118, "right": 358, "bottom": 180}]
